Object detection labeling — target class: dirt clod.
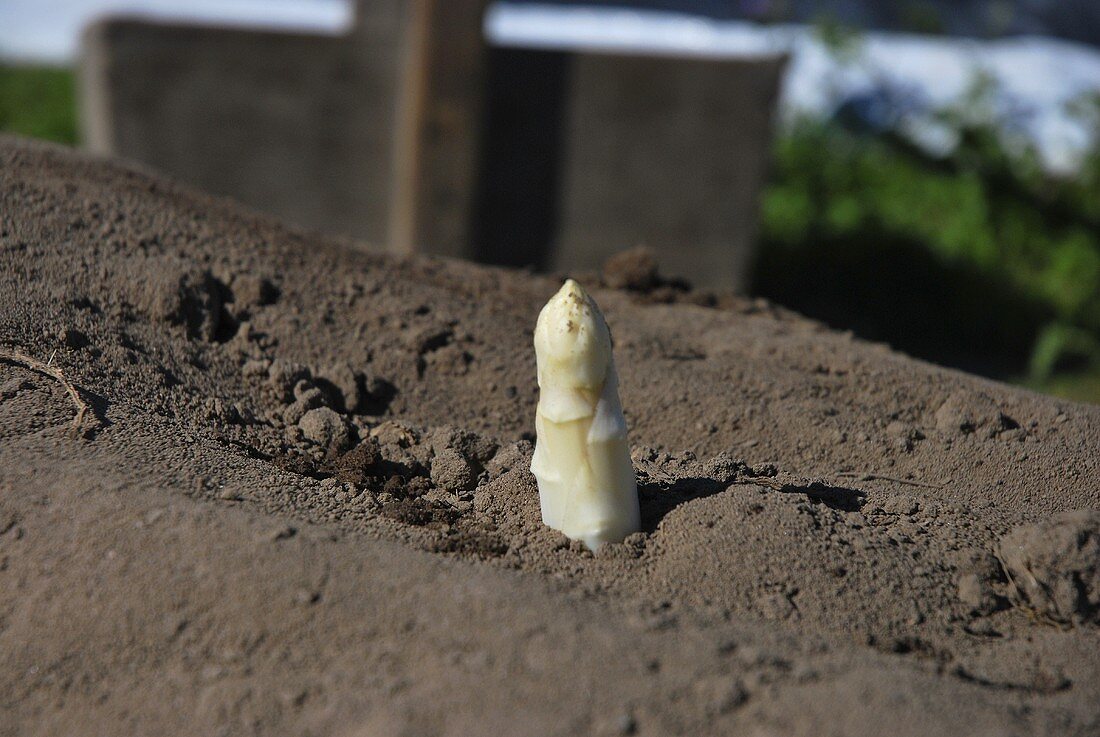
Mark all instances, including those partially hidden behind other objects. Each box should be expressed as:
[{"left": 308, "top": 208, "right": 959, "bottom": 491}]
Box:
[
  {"left": 603, "top": 247, "right": 660, "bottom": 291},
  {"left": 299, "top": 407, "right": 352, "bottom": 454},
  {"left": 998, "top": 509, "right": 1100, "bottom": 624},
  {"left": 134, "top": 265, "right": 228, "bottom": 342},
  {"left": 268, "top": 359, "right": 311, "bottom": 403}
]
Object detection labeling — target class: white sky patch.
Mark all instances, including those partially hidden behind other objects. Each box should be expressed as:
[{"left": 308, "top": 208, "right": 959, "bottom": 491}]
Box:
[{"left": 0, "top": 0, "right": 351, "bottom": 62}]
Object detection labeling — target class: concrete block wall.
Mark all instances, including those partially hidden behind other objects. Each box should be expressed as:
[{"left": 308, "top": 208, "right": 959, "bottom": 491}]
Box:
[
  {"left": 472, "top": 47, "right": 786, "bottom": 290},
  {"left": 80, "top": 20, "right": 398, "bottom": 245},
  {"left": 554, "top": 52, "right": 786, "bottom": 290}
]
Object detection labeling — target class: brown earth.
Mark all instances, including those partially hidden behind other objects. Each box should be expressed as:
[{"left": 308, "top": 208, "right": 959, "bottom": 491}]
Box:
[{"left": 1, "top": 134, "right": 1099, "bottom": 736}]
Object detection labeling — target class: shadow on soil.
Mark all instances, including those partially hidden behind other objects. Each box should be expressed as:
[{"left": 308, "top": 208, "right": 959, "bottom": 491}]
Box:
[{"left": 639, "top": 475, "right": 865, "bottom": 532}]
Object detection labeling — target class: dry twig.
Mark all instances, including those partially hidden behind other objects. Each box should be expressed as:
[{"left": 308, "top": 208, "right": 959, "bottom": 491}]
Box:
[{"left": 0, "top": 347, "right": 91, "bottom": 434}]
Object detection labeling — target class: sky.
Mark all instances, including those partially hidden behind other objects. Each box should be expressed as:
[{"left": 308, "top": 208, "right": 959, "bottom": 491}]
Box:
[{"left": 0, "top": 0, "right": 351, "bottom": 61}]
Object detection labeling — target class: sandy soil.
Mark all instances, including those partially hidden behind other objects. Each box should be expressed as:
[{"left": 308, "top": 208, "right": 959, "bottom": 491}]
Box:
[{"left": 1, "top": 134, "right": 1099, "bottom": 736}]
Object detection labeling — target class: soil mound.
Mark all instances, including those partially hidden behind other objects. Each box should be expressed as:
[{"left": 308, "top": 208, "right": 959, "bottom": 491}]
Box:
[{"left": 1, "top": 135, "right": 1099, "bottom": 736}]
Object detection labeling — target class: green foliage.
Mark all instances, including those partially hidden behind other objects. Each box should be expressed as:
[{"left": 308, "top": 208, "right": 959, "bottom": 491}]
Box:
[
  {"left": 0, "top": 65, "right": 77, "bottom": 145},
  {"left": 757, "top": 116, "right": 1100, "bottom": 398},
  {"left": 898, "top": 2, "right": 945, "bottom": 35},
  {"left": 1023, "top": 367, "right": 1100, "bottom": 405},
  {"left": 810, "top": 16, "right": 864, "bottom": 66},
  {"left": 1029, "top": 324, "right": 1100, "bottom": 380}
]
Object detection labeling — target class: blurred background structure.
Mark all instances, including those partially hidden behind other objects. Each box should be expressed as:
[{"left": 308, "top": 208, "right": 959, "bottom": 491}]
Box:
[
  {"left": 2, "top": 0, "right": 1100, "bottom": 402},
  {"left": 76, "top": 1, "right": 785, "bottom": 291}
]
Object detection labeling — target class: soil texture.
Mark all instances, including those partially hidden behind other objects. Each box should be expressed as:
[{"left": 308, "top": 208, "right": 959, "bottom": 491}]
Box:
[{"left": 2, "top": 136, "right": 1099, "bottom": 736}]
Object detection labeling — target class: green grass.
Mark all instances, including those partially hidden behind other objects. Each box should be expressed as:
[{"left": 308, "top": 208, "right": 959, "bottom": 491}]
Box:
[{"left": 0, "top": 65, "right": 78, "bottom": 145}]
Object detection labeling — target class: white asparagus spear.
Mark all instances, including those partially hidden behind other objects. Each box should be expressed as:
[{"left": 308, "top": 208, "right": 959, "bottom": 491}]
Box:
[{"left": 530, "top": 279, "right": 640, "bottom": 549}]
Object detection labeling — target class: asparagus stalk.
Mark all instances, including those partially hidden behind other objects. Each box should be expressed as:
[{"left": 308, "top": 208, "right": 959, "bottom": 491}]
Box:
[{"left": 530, "top": 279, "right": 640, "bottom": 549}]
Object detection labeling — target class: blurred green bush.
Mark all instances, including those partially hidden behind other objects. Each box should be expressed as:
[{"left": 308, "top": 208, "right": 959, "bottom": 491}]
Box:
[
  {"left": 0, "top": 66, "right": 77, "bottom": 145},
  {"left": 755, "top": 115, "right": 1100, "bottom": 401}
]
